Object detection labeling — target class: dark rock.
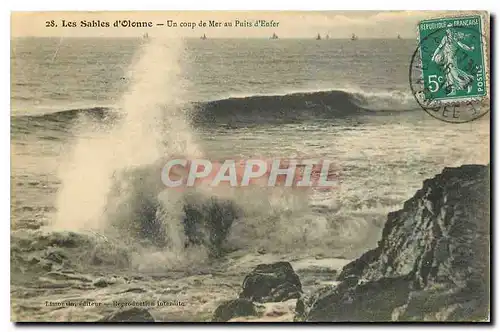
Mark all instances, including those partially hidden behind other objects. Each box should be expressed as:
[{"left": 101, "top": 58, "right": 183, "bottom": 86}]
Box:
[
  {"left": 302, "top": 165, "right": 490, "bottom": 322},
  {"left": 212, "top": 299, "right": 258, "bottom": 322},
  {"left": 295, "top": 284, "right": 336, "bottom": 321},
  {"left": 304, "top": 276, "right": 412, "bottom": 322},
  {"left": 105, "top": 164, "right": 240, "bottom": 257},
  {"left": 93, "top": 278, "right": 111, "bottom": 288},
  {"left": 183, "top": 195, "right": 239, "bottom": 257},
  {"left": 337, "top": 248, "right": 380, "bottom": 281},
  {"left": 120, "top": 287, "right": 147, "bottom": 294},
  {"left": 239, "top": 261, "right": 302, "bottom": 303},
  {"left": 98, "top": 308, "right": 155, "bottom": 322}
]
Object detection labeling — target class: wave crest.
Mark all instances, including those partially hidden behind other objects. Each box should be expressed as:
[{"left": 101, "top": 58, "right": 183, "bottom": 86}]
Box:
[{"left": 12, "top": 88, "right": 420, "bottom": 131}]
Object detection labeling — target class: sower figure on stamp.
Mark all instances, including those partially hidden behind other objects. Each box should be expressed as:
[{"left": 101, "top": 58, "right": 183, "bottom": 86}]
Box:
[{"left": 431, "top": 29, "right": 475, "bottom": 96}]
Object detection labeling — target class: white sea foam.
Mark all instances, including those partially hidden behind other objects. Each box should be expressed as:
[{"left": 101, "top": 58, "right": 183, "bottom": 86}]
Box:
[
  {"left": 52, "top": 37, "right": 200, "bottom": 234},
  {"left": 50, "top": 38, "right": 326, "bottom": 269}
]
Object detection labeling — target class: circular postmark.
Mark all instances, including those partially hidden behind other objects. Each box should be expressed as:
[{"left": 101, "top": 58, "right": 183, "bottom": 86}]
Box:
[{"left": 409, "top": 26, "right": 490, "bottom": 123}]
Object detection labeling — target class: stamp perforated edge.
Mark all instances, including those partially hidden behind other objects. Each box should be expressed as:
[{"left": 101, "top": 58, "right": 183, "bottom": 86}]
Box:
[{"left": 413, "top": 11, "right": 490, "bottom": 107}]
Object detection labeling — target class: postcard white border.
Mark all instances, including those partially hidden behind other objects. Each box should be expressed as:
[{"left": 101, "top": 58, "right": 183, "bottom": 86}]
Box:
[{"left": 3, "top": 1, "right": 498, "bottom": 332}]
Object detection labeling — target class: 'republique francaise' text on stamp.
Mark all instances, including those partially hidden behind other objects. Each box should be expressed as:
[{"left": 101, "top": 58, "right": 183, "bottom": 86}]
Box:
[{"left": 417, "top": 15, "right": 487, "bottom": 105}]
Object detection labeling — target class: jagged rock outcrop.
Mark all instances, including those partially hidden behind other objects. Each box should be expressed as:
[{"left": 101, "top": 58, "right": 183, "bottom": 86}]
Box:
[
  {"left": 212, "top": 299, "right": 258, "bottom": 322},
  {"left": 297, "top": 165, "right": 490, "bottom": 322},
  {"left": 212, "top": 261, "right": 303, "bottom": 321},
  {"left": 239, "top": 261, "right": 302, "bottom": 303},
  {"left": 98, "top": 308, "right": 155, "bottom": 322}
]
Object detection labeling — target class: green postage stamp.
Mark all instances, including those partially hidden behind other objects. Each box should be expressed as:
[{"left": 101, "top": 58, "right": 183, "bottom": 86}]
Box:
[{"left": 417, "top": 14, "right": 488, "bottom": 104}]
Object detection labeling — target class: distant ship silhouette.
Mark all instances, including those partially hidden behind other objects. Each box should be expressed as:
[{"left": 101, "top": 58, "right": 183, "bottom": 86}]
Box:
[
  {"left": 270, "top": 33, "right": 279, "bottom": 39},
  {"left": 351, "top": 33, "right": 358, "bottom": 41},
  {"left": 201, "top": 33, "right": 207, "bottom": 40},
  {"left": 325, "top": 34, "right": 330, "bottom": 40},
  {"left": 143, "top": 33, "right": 149, "bottom": 39},
  {"left": 397, "top": 34, "right": 402, "bottom": 40},
  {"left": 316, "top": 33, "right": 321, "bottom": 40}
]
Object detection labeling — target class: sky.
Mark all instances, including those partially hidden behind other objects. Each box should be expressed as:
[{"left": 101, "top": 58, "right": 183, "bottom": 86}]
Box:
[{"left": 10, "top": 11, "right": 466, "bottom": 39}]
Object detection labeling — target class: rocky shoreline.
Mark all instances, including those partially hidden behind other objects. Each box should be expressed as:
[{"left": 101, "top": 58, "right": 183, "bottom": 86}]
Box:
[
  {"left": 97, "top": 164, "right": 490, "bottom": 322},
  {"left": 296, "top": 164, "right": 490, "bottom": 322}
]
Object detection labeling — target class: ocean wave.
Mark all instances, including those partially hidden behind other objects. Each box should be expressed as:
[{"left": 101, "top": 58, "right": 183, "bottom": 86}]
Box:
[
  {"left": 190, "top": 89, "right": 419, "bottom": 125},
  {"left": 10, "top": 106, "right": 119, "bottom": 136},
  {"left": 11, "top": 88, "right": 420, "bottom": 131},
  {"left": 13, "top": 106, "right": 115, "bottom": 123}
]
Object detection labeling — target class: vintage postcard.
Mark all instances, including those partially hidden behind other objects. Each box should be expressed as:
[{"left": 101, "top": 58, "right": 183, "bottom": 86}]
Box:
[{"left": 10, "top": 11, "right": 490, "bottom": 323}]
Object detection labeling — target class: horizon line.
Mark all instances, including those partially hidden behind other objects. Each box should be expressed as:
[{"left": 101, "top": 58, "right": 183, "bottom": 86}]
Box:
[{"left": 11, "top": 36, "right": 412, "bottom": 40}]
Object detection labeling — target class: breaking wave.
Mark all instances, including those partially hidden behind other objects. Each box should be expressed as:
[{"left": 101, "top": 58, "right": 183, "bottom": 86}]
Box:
[{"left": 11, "top": 88, "right": 420, "bottom": 133}]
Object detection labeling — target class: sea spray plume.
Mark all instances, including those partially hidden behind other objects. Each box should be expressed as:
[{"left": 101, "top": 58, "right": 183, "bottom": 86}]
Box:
[
  {"left": 51, "top": 37, "right": 243, "bottom": 268},
  {"left": 53, "top": 37, "right": 200, "bottom": 235},
  {"left": 50, "top": 37, "right": 358, "bottom": 270}
]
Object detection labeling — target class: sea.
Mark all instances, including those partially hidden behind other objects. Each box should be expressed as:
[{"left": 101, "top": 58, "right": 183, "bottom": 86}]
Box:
[{"left": 10, "top": 37, "right": 490, "bottom": 322}]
